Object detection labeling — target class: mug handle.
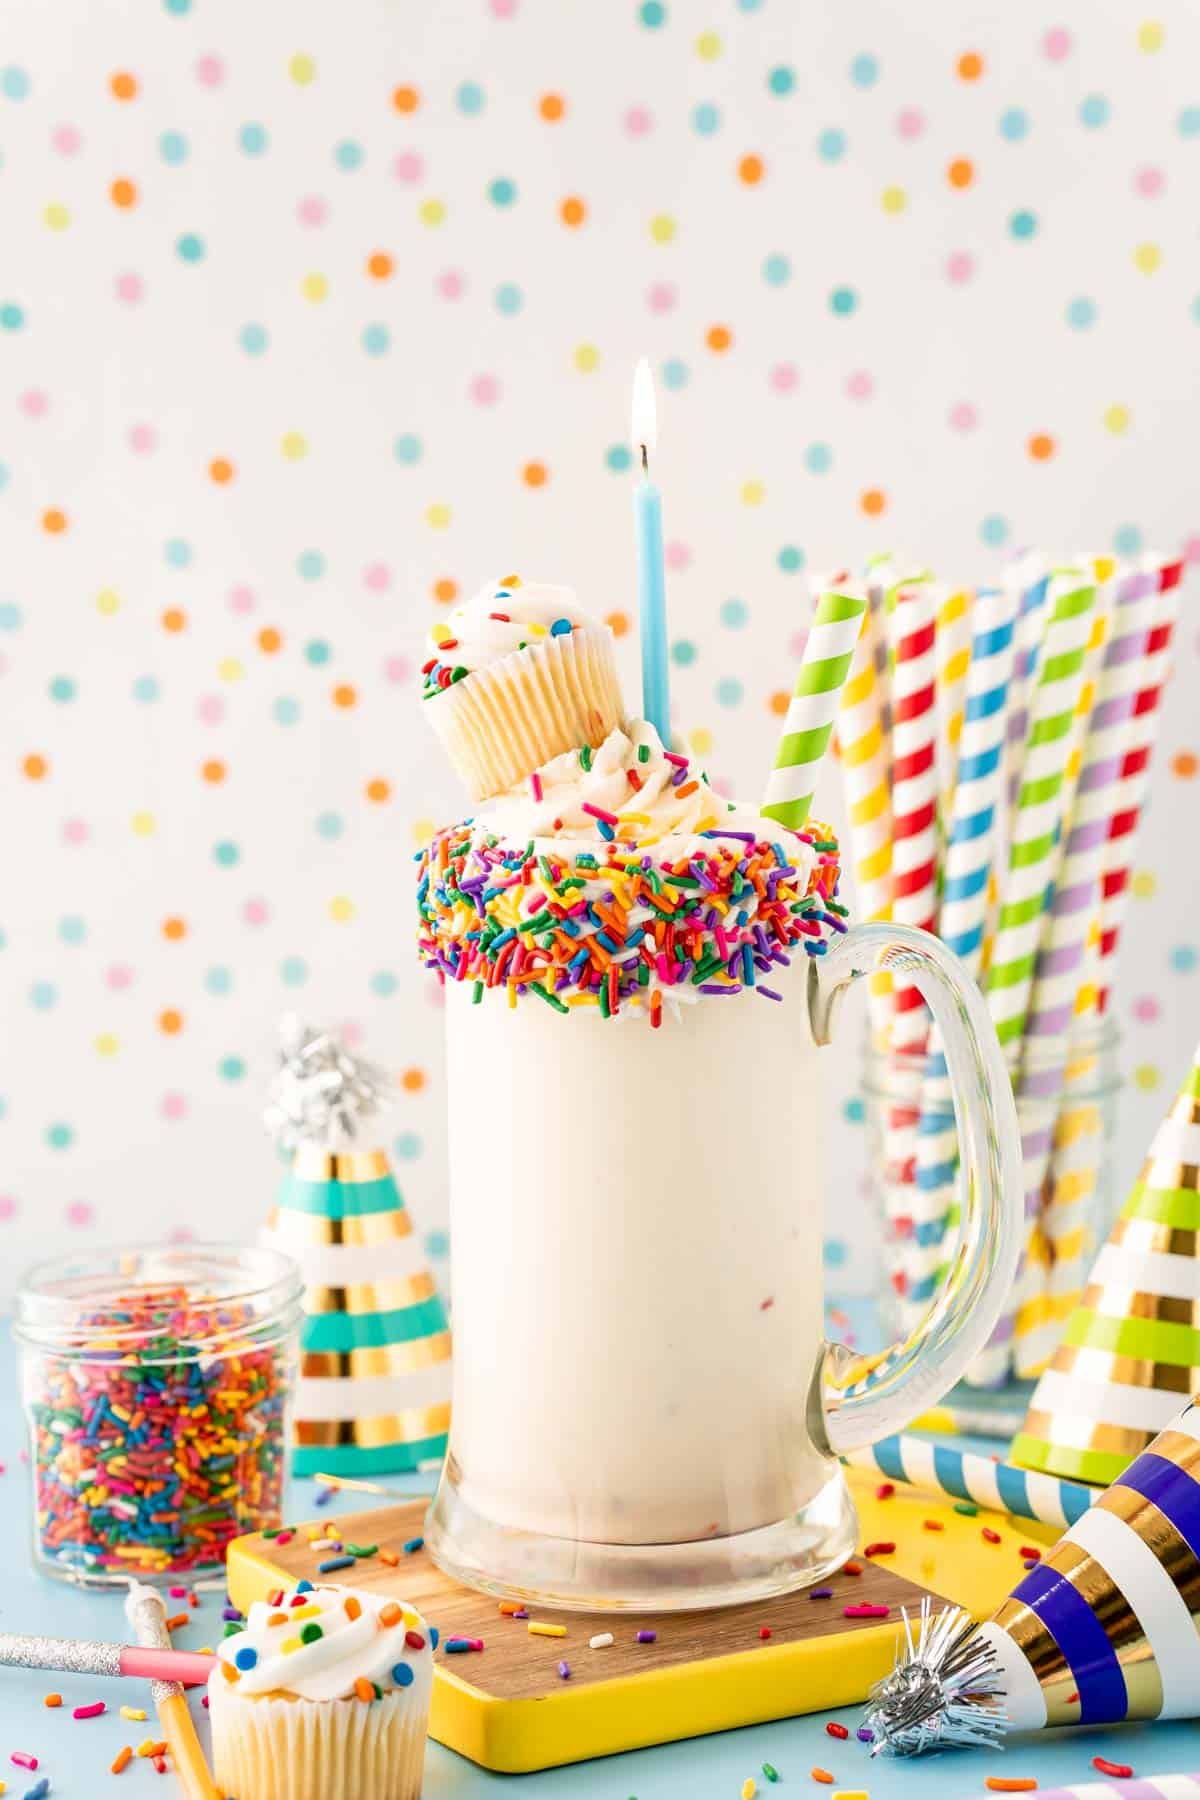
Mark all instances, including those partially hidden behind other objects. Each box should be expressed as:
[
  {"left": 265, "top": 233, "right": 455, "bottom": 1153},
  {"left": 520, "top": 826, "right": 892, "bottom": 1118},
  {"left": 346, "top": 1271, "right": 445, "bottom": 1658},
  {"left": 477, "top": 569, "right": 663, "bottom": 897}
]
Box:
[{"left": 807, "top": 922, "right": 1022, "bottom": 1454}]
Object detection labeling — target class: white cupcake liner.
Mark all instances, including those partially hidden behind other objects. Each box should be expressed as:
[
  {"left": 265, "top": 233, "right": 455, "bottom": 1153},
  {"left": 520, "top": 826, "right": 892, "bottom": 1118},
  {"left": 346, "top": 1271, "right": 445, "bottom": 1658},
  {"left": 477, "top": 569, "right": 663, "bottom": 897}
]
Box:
[
  {"left": 210, "top": 1677, "right": 429, "bottom": 1800},
  {"left": 425, "top": 625, "right": 624, "bottom": 801}
]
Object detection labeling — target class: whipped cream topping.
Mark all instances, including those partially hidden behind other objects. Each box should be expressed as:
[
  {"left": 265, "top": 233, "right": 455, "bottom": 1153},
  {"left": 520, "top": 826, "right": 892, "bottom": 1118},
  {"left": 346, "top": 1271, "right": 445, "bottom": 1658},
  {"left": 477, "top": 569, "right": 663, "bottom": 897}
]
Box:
[
  {"left": 214, "top": 1582, "right": 431, "bottom": 1703},
  {"left": 479, "top": 722, "right": 817, "bottom": 874},
  {"left": 423, "top": 578, "right": 604, "bottom": 697}
]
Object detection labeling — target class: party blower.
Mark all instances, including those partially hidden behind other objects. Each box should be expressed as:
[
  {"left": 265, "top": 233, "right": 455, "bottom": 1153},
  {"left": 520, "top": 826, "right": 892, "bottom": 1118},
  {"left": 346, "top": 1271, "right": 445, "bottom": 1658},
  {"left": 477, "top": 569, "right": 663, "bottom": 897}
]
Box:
[{"left": 865, "top": 1395, "right": 1200, "bottom": 1756}]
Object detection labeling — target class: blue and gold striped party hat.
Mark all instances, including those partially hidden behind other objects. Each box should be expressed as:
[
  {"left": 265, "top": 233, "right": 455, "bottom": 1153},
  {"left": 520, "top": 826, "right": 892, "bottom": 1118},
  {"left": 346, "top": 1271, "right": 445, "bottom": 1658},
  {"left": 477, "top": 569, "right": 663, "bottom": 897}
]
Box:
[
  {"left": 262, "top": 1018, "right": 451, "bottom": 1477},
  {"left": 866, "top": 1392, "right": 1200, "bottom": 1756}
]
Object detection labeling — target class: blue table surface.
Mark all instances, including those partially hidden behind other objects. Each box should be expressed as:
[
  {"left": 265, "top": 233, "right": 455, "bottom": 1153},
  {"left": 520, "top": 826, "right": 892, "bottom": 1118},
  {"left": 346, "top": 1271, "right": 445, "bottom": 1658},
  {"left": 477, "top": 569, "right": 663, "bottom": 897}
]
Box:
[{"left": 3, "top": 1317, "right": 1200, "bottom": 1800}]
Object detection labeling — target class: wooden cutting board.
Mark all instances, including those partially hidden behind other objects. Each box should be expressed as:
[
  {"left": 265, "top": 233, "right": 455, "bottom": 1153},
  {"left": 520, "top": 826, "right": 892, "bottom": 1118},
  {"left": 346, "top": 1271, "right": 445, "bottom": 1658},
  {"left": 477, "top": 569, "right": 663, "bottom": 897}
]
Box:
[{"left": 226, "top": 1468, "right": 1054, "bottom": 1773}]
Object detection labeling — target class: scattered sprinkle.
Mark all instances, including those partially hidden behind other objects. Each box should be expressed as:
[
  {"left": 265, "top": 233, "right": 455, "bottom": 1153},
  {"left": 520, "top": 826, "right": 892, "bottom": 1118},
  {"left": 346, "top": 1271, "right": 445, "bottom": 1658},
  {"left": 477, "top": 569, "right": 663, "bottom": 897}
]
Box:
[
  {"left": 762, "top": 1764, "right": 780, "bottom": 1784},
  {"left": 874, "top": 1482, "right": 894, "bottom": 1500},
  {"left": 1018, "top": 1546, "right": 1041, "bottom": 1561},
  {"left": 379, "top": 1549, "right": 399, "bottom": 1566},
  {"left": 862, "top": 1541, "right": 894, "bottom": 1558},
  {"left": 354, "top": 1676, "right": 375, "bottom": 1703},
  {"left": 843, "top": 1604, "right": 889, "bottom": 1619},
  {"left": 111, "top": 1746, "right": 133, "bottom": 1774},
  {"left": 558, "top": 1660, "right": 571, "bottom": 1680},
  {"left": 953, "top": 1501, "right": 979, "bottom": 1517},
  {"left": 758, "top": 1627, "right": 772, "bottom": 1640},
  {"left": 825, "top": 1722, "right": 849, "bottom": 1739},
  {"left": 742, "top": 1780, "right": 757, "bottom": 1800},
  {"left": 636, "top": 1629, "right": 657, "bottom": 1644},
  {"left": 589, "top": 1633, "right": 614, "bottom": 1649},
  {"left": 403, "top": 1537, "right": 425, "bottom": 1554},
  {"left": 981, "top": 1527, "right": 1002, "bottom": 1545},
  {"left": 923, "top": 1518, "right": 944, "bottom": 1532},
  {"left": 984, "top": 1781, "right": 1038, "bottom": 1793},
  {"left": 499, "top": 1602, "right": 523, "bottom": 1616},
  {"left": 810, "top": 1770, "right": 834, "bottom": 1786},
  {"left": 73, "top": 1701, "right": 106, "bottom": 1720},
  {"left": 842, "top": 1561, "right": 862, "bottom": 1576},
  {"left": 22, "top": 1782, "right": 49, "bottom": 1800},
  {"left": 856, "top": 1727, "right": 874, "bottom": 1743},
  {"left": 119, "top": 1708, "right": 147, "bottom": 1723},
  {"left": 1093, "top": 1759, "right": 1134, "bottom": 1779},
  {"left": 809, "top": 1587, "right": 834, "bottom": 1601},
  {"left": 318, "top": 1556, "right": 355, "bottom": 1573},
  {"left": 9, "top": 1758, "right": 37, "bottom": 1773},
  {"left": 528, "top": 1622, "right": 567, "bottom": 1638},
  {"left": 42, "top": 1696, "right": 61, "bottom": 1709},
  {"left": 164, "top": 1613, "right": 189, "bottom": 1632}
]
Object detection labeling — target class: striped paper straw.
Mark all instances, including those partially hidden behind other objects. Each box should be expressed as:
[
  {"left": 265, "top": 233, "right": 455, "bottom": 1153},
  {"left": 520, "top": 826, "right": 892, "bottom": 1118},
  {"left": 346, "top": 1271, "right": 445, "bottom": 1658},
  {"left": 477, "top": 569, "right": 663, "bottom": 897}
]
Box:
[
  {"left": 887, "top": 579, "right": 940, "bottom": 1034},
  {"left": 986, "top": 569, "right": 1100, "bottom": 1053},
  {"left": 834, "top": 602, "right": 893, "bottom": 1038},
  {"left": 1097, "top": 553, "right": 1186, "bottom": 1008},
  {"left": 934, "top": 584, "right": 972, "bottom": 816},
  {"left": 880, "top": 580, "right": 940, "bottom": 1318},
  {"left": 843, "top": 1432, "right": 1096, "bottom": 1529},
  {"left": 967, "top": 569, "right": 1101, "bottom": 1385},
  {"left": 1002, "top": 550, "right": 1053, "bottom": 818},
  {"left": 1012, "top": 562, "right": 1165, "bottom": 1374},
  {"left": 762, "top": 589, "right": 866, "bottom": 831},
  {"left": 909, "top": 586, "right": 1020, "bottom": 1306}
]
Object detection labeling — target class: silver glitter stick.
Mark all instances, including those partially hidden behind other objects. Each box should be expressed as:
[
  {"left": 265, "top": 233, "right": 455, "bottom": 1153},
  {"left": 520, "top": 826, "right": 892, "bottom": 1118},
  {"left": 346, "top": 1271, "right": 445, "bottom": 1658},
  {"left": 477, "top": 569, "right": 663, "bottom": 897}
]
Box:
[{"left": 0, "top": 1627, "right": 214, "bottom": 1687}]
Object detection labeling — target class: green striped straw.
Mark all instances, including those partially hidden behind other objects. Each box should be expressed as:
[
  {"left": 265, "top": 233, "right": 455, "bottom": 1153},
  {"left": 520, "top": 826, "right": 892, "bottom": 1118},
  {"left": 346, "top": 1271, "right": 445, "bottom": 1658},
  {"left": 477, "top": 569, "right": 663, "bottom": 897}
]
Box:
[
  {"left": 762, "top": 589, "right": 867, "bottom": 830},
  {"left": 985, "top": 570, "right": 1101, "bottom": 1052}
]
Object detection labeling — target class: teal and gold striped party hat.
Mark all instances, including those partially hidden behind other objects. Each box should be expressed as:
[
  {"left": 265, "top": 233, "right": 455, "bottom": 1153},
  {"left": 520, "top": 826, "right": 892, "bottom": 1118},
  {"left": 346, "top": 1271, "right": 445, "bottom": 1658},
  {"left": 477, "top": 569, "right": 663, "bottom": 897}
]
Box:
[
  {"left": 262, "top": 1018, "right": 451, "bottom": 1477},
  {"left": 1014, "top": 1036, "right": 1200, "bottom": 1487}
]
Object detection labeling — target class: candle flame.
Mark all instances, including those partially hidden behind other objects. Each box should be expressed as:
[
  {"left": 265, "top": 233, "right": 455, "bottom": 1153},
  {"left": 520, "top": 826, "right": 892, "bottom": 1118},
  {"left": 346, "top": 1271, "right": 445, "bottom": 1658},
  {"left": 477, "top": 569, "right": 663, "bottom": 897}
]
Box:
[{"left": 631, "top": 357, "right": 657, "bottom": 457}]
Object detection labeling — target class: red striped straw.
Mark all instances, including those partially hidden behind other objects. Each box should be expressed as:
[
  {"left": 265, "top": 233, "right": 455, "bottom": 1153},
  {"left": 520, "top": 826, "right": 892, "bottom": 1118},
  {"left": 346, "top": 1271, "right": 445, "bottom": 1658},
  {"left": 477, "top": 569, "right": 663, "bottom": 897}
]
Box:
[
  {"left": 1097, "top": 553, "right": 1185, "bottom": 1007},
  {"left": 880, "top": 580, "right": 940, "bottom": 1309},
  {"left": 888, "top": 582, "right": 940, "bottom": 1048}
]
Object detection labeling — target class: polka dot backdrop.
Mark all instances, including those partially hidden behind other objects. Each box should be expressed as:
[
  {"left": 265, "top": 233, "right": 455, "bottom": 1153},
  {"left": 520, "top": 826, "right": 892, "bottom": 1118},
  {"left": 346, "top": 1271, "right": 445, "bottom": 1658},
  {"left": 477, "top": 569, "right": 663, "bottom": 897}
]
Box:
[{"left": 2, "top": 0, "right": 1199, "bottom": 1297}]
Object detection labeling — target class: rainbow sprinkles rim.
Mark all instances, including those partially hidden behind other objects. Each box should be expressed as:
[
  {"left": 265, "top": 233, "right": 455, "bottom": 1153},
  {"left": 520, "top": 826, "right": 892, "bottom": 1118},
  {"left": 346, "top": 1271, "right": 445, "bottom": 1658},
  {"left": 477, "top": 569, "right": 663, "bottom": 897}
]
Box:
[{"left": 416, "top": 758, "right": 844, "bottom": 1025}]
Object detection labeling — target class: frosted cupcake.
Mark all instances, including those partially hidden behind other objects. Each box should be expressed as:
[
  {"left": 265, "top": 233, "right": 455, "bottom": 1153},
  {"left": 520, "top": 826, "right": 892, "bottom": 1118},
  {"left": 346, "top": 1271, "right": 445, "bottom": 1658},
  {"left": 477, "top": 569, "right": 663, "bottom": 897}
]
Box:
[
  {"left": 209, "top": 1580, "right": 434, "bottom": 1800},
  {"left": 421, "top": 576, "right": 625, "bottom": 801}
]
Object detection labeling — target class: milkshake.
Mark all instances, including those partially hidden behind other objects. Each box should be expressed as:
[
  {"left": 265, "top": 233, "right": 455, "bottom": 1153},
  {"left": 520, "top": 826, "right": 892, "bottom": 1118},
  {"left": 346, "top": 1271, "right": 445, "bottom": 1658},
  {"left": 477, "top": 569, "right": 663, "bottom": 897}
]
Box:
[{"left": 416, "top": 712, "right": 845, "bottom": 1545}]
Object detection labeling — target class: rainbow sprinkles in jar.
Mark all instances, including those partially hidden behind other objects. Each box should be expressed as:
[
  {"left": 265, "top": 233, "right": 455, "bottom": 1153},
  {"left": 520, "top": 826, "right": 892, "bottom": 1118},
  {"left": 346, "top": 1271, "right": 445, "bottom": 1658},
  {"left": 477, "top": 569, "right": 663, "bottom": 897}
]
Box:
[{"left": 416, "top": 717, "right": 845, "bottom": 1025}]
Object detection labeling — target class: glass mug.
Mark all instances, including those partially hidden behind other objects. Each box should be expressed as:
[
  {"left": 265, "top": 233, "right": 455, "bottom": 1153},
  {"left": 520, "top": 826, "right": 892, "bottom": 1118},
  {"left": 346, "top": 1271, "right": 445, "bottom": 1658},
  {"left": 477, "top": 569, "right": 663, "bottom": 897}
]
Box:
[{"left": 427, "top": 923, "right": 1023, "bottom": 1611}]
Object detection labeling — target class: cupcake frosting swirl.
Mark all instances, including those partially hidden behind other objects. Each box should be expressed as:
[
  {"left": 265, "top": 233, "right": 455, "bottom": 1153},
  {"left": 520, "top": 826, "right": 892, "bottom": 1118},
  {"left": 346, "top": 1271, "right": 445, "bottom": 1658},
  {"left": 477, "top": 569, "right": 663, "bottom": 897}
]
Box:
[
  {"left": 423, "top": 578, "right": 604, "bottom": 697},
  {"left": 215, "top": 1583, "right": 430, "bottom": 1703}
]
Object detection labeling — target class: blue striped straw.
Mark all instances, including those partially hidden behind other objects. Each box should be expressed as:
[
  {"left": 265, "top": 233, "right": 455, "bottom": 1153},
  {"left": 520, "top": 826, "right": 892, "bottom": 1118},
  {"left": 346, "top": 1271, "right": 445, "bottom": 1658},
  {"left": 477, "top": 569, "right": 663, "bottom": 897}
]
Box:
[{"left": 845, "top": 1431, "right": 1097, "bottom": 1531}]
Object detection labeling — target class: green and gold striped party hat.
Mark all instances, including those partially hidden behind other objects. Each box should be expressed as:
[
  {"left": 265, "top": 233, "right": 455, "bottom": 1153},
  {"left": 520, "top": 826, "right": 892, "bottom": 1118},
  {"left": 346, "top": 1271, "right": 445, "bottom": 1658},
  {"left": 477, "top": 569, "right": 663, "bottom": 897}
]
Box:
[
  {"left": 1013, "top": 1036, "right": 1200, "bottom": 1487},
  {"left": 262, "top": 1018, "right": 451, "bottom": 1477}
]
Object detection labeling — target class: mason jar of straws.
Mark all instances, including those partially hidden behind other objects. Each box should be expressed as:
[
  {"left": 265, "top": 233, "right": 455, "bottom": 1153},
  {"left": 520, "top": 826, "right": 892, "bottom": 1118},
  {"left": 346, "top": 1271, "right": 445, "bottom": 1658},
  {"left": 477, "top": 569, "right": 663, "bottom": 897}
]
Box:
[
  {"left": 15, "top": 1244, "right": 302, "bottom": 1587},
  {"left": 860, "top": 1016, "right": 1121, "bottom": 1383}
]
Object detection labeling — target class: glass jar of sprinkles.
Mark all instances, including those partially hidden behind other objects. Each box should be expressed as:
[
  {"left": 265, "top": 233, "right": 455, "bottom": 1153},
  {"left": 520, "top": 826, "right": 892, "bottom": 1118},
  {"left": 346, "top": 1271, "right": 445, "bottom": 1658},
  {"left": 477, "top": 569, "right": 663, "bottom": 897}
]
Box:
[{"left": 16, "top": 1244, "right": 302, "bottom": 1587}]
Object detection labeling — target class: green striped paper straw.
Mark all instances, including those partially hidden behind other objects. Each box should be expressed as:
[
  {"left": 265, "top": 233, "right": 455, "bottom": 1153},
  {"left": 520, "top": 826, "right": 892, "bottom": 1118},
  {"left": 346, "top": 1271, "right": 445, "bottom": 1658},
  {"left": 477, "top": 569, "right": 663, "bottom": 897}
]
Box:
[
  {"left": 985, "top": 571, "right": 1100, "bottom": 1052},
  {"left": 762, "top": 589, "right": 866, "bottom": 830}
]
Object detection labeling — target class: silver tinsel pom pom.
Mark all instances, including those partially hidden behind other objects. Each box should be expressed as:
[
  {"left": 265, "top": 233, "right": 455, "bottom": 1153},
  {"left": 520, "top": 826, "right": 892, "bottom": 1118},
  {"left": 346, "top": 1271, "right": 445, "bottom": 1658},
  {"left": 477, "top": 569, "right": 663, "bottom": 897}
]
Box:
[
  {"left": 862, "top": 1599, "right": 1007, "bottom": 1756},
  {"left": 263, "top": 1014, "right": 391, "bottom": 1151}
]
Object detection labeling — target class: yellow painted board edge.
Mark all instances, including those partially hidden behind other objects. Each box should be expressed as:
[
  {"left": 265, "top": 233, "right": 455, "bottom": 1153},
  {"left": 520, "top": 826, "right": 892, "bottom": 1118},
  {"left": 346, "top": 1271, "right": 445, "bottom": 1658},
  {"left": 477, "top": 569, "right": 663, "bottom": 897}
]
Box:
[{"left": 429, "top": 1623, "right": 909, "bottom": 1773}]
